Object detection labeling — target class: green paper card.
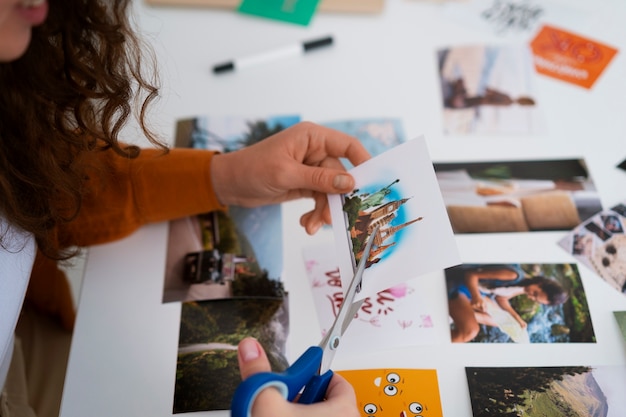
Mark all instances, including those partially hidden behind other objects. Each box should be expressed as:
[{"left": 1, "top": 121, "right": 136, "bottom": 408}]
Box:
[{"left": 238, "top": 0, "right": 321, "bottom": 26}]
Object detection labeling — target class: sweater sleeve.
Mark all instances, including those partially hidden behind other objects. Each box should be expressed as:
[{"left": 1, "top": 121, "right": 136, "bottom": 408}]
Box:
[{"left": 57, "top": 146, "right": 227, "bottom": 248}]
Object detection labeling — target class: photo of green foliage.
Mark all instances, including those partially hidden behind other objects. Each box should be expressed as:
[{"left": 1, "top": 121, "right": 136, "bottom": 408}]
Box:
[
  {"left": 615, "top": 311, "right": 626, "bottom": 342},
  {"left": 173, "top": 297, "right": 289, "bottom": 413},
  {"left": 466, "top": 366, "right": 607, "bottom": 417}
]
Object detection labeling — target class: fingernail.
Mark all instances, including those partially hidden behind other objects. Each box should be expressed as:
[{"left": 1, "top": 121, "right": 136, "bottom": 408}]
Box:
[
  {"left": 308, "top": 221, "right": 322, "bottom": 235},
  {"left": 239, "top": 338, "right": 261, "bottom": 362},
  {"left": 333, "top": 174, "right": 351, "bottom": 190}
]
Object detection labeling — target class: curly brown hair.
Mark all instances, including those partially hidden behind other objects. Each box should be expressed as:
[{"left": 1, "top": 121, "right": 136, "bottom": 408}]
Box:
[{"left": 0, "top": 0, "right": 164, "bottom": 259}]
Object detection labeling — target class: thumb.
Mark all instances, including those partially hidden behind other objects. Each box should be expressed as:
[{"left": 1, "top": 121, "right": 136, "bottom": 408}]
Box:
[
  {"left": 237, "top": 337, "right": 272, "bottom": 379},
  {"left": 299, "top": 165, "right": 355, "bottom": 194},
  {"left": 236, "top": 338, "right": 292, "bottom": 417}
]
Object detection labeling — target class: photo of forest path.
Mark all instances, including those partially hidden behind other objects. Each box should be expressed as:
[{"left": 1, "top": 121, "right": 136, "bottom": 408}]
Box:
[{"left": 173, "top": 297, "right": 289, "bottom": 413}]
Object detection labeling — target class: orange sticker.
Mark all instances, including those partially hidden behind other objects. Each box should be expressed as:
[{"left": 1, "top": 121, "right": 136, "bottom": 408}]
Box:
[
  {"left": 337, "top": 368, "right": 443, "bottom": 417},
  {"left": 530, "top": 24, "right": 618, "bottom": 89}
]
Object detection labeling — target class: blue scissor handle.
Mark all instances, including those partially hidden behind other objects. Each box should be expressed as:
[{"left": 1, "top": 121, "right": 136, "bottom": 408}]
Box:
[
  {"left": 231, "top": 346, "right": 334, "bottom": 417},
  {"left": 298, "top": 367, "right": 333, "bottom": 404}
]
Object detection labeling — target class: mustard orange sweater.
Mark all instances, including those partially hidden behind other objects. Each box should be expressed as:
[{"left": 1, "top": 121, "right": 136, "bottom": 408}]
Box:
[{"left": 26, "top": 147, "right": 226, "bottom": 330}]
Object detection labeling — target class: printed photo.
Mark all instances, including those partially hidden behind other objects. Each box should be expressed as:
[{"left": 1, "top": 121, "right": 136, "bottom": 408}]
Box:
[
  {"left": 434, "top": 158, "right": 602, "bottom": 233},
  {"left": 163, "top": 115, "right": 299, "bottom": 303},
  {"left": 466, "top": 366, "right": 626, "bottom": 417},
  {"left": 321, "top": 118, "right": 406, "bottom": 168},
  {"left": 328, "top": 136, "right": 460, "bottom": 301},
  {"left": 338, "top": 368, "right": 442, "bottom": 417},
  {"left": 303, "top": 243, "right": 437, "bottom": 354},
  {"left": 559, "top": 202, "right": 626, "bottom": 296},
  {"left": 615, "top": 311, "right": 626, "bottom": 342},
  {"left": 437, "top": 44, "right": 545, "bottom": 135},
  {"left": 164, "top": 211, "right": 285, "bottom": 303},
  {"left": 173, "top": 297, "right": 289, "bottom": 413},
  {"left": 174, "top": 114, "right": 300, "bottom": 150},
  {"left": 445, "top": 263, "right": 595, "bottom": 343}
]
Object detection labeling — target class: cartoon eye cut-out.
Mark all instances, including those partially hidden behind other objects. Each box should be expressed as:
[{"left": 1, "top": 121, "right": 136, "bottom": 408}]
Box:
[
  {"left": 363, "top": 403, "right": 378, "bottom": 414},
  {"left": 409, "top": 402, "right": 424, "bottom": 413},
  {"left": 383, "top": 384, "right": 398, "bottom": 396},
  {"left": 386, "top": 372, "right": 400, "bottom": 384}
]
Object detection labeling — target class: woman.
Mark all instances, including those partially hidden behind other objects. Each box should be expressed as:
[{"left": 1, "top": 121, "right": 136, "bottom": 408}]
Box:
[
  {"left": 0, "top": 1, "right": 366, "bottom": 416},
  {"left": 446, "top": 264, "right": 569, "bottom": 343}
]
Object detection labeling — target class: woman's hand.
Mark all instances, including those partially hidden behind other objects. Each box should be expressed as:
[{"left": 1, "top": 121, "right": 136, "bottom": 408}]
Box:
[
  {"left": 236, "top": 338, "right": 360, "bottom": 417},
  {"left": 516, "top": 318, "right": 528, "bottom": 330},
  {"left": 470, "top": 294, "right": 486, "bottom": 312},
  {"left": 211, "top": 122, "right": 370, "bottom": 234}
]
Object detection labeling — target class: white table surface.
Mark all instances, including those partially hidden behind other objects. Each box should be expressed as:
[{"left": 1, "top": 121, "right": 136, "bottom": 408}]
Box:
[{"left": 61, "top": 0, "right": 626, "bottom": 416}]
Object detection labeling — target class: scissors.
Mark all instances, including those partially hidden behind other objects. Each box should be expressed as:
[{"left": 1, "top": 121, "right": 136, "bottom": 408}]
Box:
[{"left": 230, "top": 226, "right": 380, "bottom": 417}]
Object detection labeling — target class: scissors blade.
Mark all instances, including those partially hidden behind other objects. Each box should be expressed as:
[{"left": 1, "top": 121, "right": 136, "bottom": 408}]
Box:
[
  {"left": 318, "top": 226, "right": 379, "bottom": 373},
  {"left": 341, "top": 298, "right": 365, "bottom": 335}
]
